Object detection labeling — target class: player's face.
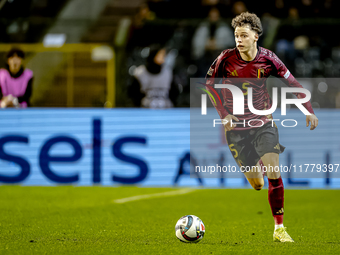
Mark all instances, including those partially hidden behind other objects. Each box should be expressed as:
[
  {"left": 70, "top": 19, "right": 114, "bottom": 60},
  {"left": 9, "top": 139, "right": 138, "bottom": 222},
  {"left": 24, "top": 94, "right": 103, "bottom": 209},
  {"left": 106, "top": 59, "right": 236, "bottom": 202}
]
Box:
[
  {"left": 8, "top": 54, "right": 23, "bottom": 75},
  {"left": 234, "top": 26, "right": 258, "bottom": 53}
]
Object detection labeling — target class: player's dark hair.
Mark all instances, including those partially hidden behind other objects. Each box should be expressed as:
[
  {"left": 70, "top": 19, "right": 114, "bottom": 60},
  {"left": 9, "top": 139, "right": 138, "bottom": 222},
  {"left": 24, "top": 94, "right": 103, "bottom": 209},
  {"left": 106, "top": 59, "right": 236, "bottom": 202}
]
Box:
[
  {"left": 231, "top": 12, "right": 263, "bottom": 36},
  {"left": 6, "top": 48, "right": 25, "bottom": 59}
]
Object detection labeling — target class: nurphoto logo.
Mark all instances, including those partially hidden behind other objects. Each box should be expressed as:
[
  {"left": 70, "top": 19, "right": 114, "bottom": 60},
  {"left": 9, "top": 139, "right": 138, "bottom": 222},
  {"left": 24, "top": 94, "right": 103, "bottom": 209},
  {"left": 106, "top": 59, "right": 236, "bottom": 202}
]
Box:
[{"left": 200, "top": 84, "right": 312, "bottom": 128}]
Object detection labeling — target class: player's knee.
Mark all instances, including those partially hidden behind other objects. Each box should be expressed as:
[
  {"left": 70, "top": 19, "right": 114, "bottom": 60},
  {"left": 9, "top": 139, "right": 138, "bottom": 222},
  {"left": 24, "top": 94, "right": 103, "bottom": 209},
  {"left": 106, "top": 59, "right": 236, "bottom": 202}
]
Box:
[{"left": 262, "top": 153, "right": 279, "bottom": 167}]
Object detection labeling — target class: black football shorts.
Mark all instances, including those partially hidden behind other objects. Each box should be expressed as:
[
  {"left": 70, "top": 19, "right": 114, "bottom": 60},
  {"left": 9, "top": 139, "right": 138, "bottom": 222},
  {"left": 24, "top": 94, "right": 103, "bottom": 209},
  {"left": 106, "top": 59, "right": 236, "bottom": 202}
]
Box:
[{"left": 225, "top": 122, "right": 285, "bottom": 169}]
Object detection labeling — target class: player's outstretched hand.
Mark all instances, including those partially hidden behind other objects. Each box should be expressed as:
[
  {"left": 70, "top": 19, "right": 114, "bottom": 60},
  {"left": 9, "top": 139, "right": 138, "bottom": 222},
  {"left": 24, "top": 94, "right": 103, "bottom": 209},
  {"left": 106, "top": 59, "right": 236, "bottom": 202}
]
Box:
[
  {"left": 306, "top": 114, "right": 318, "bottom": 130},
  {"left": 223, "top": 114, "right": 239, "bottom": 131}
]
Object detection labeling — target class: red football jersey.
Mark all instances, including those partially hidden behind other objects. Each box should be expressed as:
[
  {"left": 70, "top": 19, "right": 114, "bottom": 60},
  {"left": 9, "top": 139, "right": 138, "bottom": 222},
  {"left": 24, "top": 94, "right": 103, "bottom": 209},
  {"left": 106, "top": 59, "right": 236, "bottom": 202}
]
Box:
[{"left": 205, "top": 47, "right": 314, "bottom": 130}]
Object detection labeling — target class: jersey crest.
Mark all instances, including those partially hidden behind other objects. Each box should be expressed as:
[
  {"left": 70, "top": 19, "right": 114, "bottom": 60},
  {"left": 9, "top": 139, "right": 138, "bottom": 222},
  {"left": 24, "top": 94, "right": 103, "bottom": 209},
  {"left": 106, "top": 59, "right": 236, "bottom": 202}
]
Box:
[
  {"left": 257, "top": 69, "right": 264, "bottom": 78},
  {"left": 207, "top": 67, "right": 214, "bottom": 76}
]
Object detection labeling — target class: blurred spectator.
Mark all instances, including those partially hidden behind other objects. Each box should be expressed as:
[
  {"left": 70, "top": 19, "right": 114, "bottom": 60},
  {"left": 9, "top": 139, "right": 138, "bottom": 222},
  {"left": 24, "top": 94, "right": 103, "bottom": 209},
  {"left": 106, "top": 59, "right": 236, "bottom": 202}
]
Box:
[
  {"left": 299, "top": 0, "right": 315, "bottom": 18},
  {"left": 192, "top": 7, "right": 234, "bottom": 76},
  {"left": 232, "top": 1, "right": 247, "bottom": 16},
  {"left": 288, "top": 7, "right": 300, "bottom": 20},
  {"left": 259, "top": 12, "right": 280, "bottom": 48},
  {"left": 275, "top": 5, "right": 303, "bottom": 71},
  {"left": 294, "top": 35, "right": 309, "bottom": 50},
  {"left": 133, "top": 2, "right": 156, "bottom": 29},
  {"left": 127, "top": 2, "right": 157, "bottom": 49},
  {"left": 321, "top": 0, "right": 336, "bottom": 17},
  {"left": 128, "top": 45, "right": 178, "bottom": 108},
  {"left": 201, "top": 0, "right": 232, "bottom": 18},
  {"left": 202, "top": 0, "right": 219, "bottom": 6},
  {"left": 0, "top": 0, "right": 33, "bottom": 42},
  {"left": 0, "top": 48, "right": 33, "bottom": 108},
  {"left": 273, "top": 0, "right": 289, "bottom": 18}
]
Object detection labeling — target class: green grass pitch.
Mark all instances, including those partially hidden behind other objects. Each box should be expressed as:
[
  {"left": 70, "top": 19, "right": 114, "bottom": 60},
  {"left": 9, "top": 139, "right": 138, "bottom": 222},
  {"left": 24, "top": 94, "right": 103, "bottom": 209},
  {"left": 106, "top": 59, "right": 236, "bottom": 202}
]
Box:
[{"left": 1, "top": 186, "right": 340, "bottom": 254}]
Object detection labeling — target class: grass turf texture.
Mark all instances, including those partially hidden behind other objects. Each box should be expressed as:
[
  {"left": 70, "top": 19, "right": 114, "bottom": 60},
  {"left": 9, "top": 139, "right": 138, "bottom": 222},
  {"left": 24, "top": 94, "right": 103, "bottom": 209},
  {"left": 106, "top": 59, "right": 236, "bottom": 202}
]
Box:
[{"left": 1, "top": 186, "right": 339, "bottom": 255}]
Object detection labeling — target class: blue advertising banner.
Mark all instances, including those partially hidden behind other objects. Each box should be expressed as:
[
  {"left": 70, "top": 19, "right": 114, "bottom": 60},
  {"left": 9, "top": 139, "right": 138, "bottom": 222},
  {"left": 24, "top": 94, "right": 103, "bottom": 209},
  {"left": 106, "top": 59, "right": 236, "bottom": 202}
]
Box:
[{"left": 0, "top": 108, "right": 339, "bottom": 188}]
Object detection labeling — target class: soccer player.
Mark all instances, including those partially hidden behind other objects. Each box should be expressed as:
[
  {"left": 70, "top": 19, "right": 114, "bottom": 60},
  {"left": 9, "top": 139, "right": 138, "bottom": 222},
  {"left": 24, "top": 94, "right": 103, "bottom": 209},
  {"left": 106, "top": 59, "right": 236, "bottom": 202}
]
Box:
[{"left": 205, "top": 12, "right": 318, "bottom": 242}]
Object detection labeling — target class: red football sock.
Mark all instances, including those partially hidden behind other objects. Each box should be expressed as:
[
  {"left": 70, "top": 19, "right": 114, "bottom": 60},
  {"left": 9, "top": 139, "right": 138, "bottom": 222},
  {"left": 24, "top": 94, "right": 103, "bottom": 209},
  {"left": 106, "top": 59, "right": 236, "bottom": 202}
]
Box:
[{"left": 268, "top": 177, "right": 284, "bottom": 225}]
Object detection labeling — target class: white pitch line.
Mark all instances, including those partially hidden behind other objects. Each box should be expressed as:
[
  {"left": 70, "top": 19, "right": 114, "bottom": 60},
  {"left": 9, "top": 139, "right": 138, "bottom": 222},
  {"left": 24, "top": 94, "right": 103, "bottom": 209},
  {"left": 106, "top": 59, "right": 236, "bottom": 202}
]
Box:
[{"left": 113, "top": 188, "right": 196, "bottom": 204}]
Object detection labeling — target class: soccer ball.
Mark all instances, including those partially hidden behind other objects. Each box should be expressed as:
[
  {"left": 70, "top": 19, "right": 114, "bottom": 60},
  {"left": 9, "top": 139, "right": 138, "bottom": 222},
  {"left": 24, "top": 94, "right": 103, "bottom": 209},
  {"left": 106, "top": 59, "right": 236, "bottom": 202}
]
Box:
[{"left": 175, "top": 215, "right": 205, "bottom": 243}]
